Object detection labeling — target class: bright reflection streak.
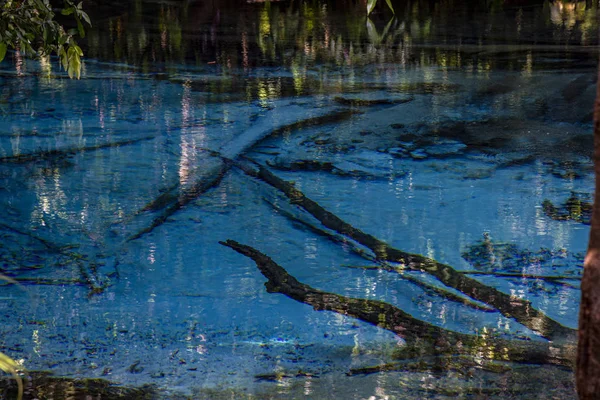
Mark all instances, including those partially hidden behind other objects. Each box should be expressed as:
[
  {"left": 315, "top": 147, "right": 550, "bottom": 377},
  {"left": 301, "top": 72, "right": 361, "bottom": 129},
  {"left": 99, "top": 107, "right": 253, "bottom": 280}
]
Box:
[
  {"left": 242, "top": 32, "right": 249, "bottom": 69},
  {"left": 14, "top": 51, "right": 23, "bottom": 76},
  {"left": 304, "top": 237, "right": 317, "bottom": 259},
  {"left": 303, "top": 379, "right": 313, "bottom": 396},
  {"left": 522, "top": 51, "right": 533, "bottom": 77},
  {"left": 32, "top": 330, "right": 41, "bottom": 356},
  {"left": 148, "top": 244, "right": 156, "bottom": 265}
]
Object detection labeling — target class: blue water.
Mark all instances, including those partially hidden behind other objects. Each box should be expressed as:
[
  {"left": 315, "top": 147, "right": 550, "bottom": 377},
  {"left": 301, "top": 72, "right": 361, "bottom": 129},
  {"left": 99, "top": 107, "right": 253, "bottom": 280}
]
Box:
[{"left": 0, "top": 1, "right": 596, "bottom": 398}]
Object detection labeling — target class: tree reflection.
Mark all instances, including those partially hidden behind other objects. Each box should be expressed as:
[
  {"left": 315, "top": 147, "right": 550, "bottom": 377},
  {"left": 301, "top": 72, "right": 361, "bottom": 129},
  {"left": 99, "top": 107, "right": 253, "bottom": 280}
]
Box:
[{"left": 81, "top": 0, "right": 598, "bottom": 76}]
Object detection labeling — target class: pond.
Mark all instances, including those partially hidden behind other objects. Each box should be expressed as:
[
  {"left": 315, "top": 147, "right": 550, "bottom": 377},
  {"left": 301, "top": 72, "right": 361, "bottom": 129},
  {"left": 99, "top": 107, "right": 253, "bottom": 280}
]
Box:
[{"left": 0, "top": 0, "right": 596, "bottom": 398}]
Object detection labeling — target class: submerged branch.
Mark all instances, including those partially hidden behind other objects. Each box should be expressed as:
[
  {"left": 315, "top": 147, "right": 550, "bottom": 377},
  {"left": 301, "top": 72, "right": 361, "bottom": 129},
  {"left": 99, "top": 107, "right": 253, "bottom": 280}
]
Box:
[
  {"left": 126, "top": 161, "right": 229, "bottom": 241},
  {"left": 0, "top": 223, "right": 61, "bottom": 251},
  {"left": 126, "top": 108, "right": 356, "bottom": 242},
  {"left": 0, "top": 277, "right": 86, "bottom": 286},
  {"left": 220, "top": 240, "right": 575, "bottom": 369},
  {"left": 463, "top": 271, "right": 582, "bottom": 281},
  {"left": 346, "top": 356, "right": 512, "bottom": 376},
  {"left": 264, "top": 198, "right": 494, "bottom": 312},
  {"left": 236, "top": 159, "right": 576, "bottom": 342},
  {"left": 0, "top": 135, "right": 157, "bottom": 164},
  {"left": 346, "top": 265, "right": 581, "bottom": 287}
]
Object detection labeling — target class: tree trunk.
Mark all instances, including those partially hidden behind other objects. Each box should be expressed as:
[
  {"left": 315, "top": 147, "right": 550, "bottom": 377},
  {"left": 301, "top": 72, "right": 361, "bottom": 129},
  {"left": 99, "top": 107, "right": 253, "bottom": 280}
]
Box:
[{"left": 577, "top": 68, "right": 600, "bottom": 399}]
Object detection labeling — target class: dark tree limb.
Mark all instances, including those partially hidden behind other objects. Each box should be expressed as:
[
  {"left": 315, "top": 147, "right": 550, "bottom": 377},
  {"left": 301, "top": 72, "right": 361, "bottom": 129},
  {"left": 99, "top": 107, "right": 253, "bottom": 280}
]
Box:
[
  {"left": 220, "top": 240, "right": 575, "bottom": 369},
  {"left": 346, "top": 265, "right": 581, "bottom": 289},
  {"left": 346, "top": 356, "right": 512, "bottom": 376},
  {"left": 462, "top": 271, "right": 581, "bottom": 281},
  {"left": 126, "top": 160, "right": 229, "bottom": 241},
  {"left": 0, "top": 135, "right": 157, "bottom": 163},
  {"left": 349, "top": 266, "right": 581, "bottom": 282},
  {"left": 0, "top": 222, "right": 61, "bottom": 251},
  {"left": 0, "top": 277, "right": 86, "bottom": 286},
  {"left": 264, "top": 198, "right": 494, "bottom": 312},
  {"left": 236, "top": 159, "right": 576, "bottom": 342},
  {"left": 126, "top": 108, "right": 356, "bottom": 241}
]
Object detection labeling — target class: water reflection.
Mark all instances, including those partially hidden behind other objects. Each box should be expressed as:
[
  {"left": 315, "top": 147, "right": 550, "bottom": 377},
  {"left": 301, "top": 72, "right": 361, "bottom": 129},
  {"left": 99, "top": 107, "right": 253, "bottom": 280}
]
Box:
[
  {"left": 81, "top": 0, "right": 599, "bottom": 74},
  {"left": 0, "top": 0, "right": 595, "bottom": 398}
]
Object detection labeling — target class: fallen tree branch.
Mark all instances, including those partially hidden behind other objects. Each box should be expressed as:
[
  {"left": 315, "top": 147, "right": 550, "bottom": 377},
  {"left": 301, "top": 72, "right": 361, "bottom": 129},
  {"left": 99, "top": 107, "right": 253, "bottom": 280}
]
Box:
[
  {"left": 126, "top": 107, "right": 356, "bottom": 241},
  {"left": 463, "top": 271, "right": 582, "bottom": 281},
  {"left": 0, "top": 277, "right": 86, "bottom": 286},
  {"left": 0, "top": 135, "right": 157, "bottom": 164},
  {"left": 346, "top": 355, "right": 512, "bottom": 376},
  {"left": 264, "top": 198, "right": 494, "bottom": 312},
  {"left": 220, "top": 240, "right": 575, "bottom": 368},
  {"left": 236, "top": 159, "right": 576, "bottom": 342},
  {"left": 345, "top": 265, "right": 581, "bottom": 287},
  {"left": 0, "top": 223, "right": 61, "bottom": 251}
]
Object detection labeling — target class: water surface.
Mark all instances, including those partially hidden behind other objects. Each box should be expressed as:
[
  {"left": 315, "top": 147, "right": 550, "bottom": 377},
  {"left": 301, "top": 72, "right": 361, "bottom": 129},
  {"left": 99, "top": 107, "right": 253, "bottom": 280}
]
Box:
[{"left": 0, "top": 0, "right": 596, "bottom": 398}]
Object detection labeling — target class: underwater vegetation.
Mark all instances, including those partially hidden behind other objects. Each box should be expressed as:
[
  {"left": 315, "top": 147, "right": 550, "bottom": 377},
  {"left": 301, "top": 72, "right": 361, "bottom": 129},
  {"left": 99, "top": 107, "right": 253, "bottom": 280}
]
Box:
[{"left": 542, "top": 192, "right": 593, "bottom": 225}]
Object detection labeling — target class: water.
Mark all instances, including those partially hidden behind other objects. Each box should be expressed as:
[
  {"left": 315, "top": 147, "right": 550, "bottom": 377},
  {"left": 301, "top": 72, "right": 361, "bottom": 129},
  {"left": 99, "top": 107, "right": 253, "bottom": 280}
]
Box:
[{"left": 0, "top": 0, "right": 596, "bottom": 398}]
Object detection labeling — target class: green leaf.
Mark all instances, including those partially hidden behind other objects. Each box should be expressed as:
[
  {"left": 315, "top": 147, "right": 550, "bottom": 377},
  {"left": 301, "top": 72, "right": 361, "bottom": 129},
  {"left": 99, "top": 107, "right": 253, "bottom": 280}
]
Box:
[
  {"left": 80, "top": 11, "right": 91, "bottom": 26},
  {"left": 384, "top": 0, "right": 395, "bottom": 14},
  {"left": 76, "top": 17, "right": 84, "bottom": 38},
  {"left": 34, "top": 0, "right": 50, "bottom": 13},
  {"left": 366, "top": 18, "right": 380, "bottom": 44},
  {"left": 58, "top": 46, "right": 68, "bottom": 70},
  {"left": 68, "top": 52, "right": 81, "bottom": 79},
  {"left": 0, "top": 42, "right": 6, "bottom": 63},
  {"left": 61, "top": 7, "right": 74, "bottom": 16},
  {"left": 367, "top": 0, "right": 377, "bottom": 16},
  {"left": 381, "top": 17, "right": 395, "bottom": 39}
]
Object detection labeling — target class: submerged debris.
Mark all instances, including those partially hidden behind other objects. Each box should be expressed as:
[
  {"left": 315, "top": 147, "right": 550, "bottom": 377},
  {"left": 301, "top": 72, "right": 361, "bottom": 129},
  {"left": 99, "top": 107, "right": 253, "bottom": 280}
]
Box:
[
  {"left": 254, "top": 370, "right": 317, "bottom": 382},
  {"left": 236, "top": 160, "right": 576, "bottom": 341},
  {"left": 542, "top": 192, "right": 592, "bottom": 225},
  {"left": 220, "top": 239, "right": 576, "bottom": 370},
  {"left": 462, "top": 233, "right": 584, "bottom": 275},
  {"left": 333, "top": 94, "right": 413, "bottom": 107}
]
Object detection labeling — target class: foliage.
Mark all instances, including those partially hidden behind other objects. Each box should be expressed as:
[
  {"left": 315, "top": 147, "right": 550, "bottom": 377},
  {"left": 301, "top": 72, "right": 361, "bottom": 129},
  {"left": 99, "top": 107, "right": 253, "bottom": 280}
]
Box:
[
  {"left": 0, "top": 0, "right": 91, "bottom": 78},
  {"left": 367, "top": 0, "right": 395, "bottom": 16}
]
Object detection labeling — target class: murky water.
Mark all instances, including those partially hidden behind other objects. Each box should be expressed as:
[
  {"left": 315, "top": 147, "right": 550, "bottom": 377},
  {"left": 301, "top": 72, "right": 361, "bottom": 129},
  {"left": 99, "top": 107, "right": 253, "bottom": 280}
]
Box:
[{"left": 0, "top": 0, "right": 596, "bottom": 398}]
